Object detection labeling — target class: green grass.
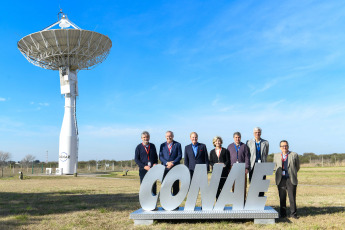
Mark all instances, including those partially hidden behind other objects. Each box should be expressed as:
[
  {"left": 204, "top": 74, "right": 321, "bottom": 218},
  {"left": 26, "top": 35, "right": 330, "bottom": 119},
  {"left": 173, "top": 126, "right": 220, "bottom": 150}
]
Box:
[{"left": 14, "top": 214, "right": 29, "bottom": 222}]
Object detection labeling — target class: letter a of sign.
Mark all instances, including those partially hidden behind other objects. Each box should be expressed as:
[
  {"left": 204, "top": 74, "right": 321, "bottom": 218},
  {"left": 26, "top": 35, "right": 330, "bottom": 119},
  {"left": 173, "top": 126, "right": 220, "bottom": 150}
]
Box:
[
  {"left": 214, "top": 163, "right": 245, "bottom": 210},
  {"left": 139, "top": 165, "right": 165, "bottom": 211},
  {"left": 184, "top": 164, "right": 223, "bottom": 211}
]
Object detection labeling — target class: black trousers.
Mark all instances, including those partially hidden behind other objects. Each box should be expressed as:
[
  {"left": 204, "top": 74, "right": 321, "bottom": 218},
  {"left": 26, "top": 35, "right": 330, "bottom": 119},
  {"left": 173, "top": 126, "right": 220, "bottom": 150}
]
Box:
[
  {"left": 163, "top": 168, "right": 180, "bottom": 196},
  {"left": 249, "top": 165, "right": 266, "bottom": 197},
  {"left": 278, "top": 177, "right": 297, "bottom": 217},
  {"left": 139, "top": 168, "right": 157, "bottom": 195}
]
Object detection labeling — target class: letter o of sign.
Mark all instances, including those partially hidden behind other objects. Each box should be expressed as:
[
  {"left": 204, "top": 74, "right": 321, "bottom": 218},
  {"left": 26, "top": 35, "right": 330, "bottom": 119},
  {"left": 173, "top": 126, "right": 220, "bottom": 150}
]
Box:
[{"left": 160, "top": 165, "right": 191, "bottom": 211}]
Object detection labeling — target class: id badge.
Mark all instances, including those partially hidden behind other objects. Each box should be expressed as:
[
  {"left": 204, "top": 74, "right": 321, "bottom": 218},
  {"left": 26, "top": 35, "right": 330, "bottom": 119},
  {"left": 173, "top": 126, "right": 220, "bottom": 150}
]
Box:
[
  {"left": 148, "top": 161, "right": 151, "bottom": 167},
  {"left": 282, "top": 171, "right": 285, "bottom": 176}
]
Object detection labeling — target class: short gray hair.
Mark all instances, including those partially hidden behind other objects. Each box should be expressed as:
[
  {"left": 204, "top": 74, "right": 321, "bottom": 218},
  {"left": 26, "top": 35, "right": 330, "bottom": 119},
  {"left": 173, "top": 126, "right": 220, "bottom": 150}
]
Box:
[
  {"left": 253, "top": 127, "right": 262, "bottom": 132},
  {"left": 166, "top": 130, "right": 174, "bottom": 137},
  {"left": 233, "top": 132, "right": 241, "bottom": 137},
  {"left": 141, "top": 131, "right": 150, "bottom": 138}
]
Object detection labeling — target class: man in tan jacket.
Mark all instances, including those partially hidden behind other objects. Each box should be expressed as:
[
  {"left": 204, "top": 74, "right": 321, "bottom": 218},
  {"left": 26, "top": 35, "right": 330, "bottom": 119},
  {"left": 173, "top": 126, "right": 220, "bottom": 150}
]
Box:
[{"left": 274, "top": 140, "right": 300, "bottom": 219}]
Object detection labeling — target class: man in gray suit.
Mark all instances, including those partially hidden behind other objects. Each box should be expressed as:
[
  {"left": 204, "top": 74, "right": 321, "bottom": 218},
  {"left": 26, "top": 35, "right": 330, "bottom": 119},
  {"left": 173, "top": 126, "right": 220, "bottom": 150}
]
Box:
[
  {"left": 274, "top": 140, "right": 300, "bottom": 219},
  {"left": 246, "top": 127, "right": 269, "bottom": 183}
]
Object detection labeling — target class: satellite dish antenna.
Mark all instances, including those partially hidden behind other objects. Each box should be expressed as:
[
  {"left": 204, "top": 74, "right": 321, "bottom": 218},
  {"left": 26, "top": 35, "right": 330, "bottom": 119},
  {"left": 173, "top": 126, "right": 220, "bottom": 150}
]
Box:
[{"left": 17, "top": 11, "right": 112, "bottom": 174}]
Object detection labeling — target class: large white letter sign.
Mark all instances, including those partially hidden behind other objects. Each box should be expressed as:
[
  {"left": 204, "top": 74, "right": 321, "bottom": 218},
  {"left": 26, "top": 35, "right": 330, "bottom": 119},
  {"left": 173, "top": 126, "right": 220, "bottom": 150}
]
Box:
[
  {"left": 139, "top": 165, "right": 165, "bottom": 211},
  {"left": 160, "top": 165, "right": 190, "bottom": 211},
  {"left": 214, "top": 163, "right": 245, "bottom": 210},
  {"left": 244, "top": 163, "right": 274, "bottom": 210},
  {"left": 131, "top": 163, "right": 279, "bottom": 225},
  {"left": 185, "top": 164, "right": 223, "bottom": 211}
]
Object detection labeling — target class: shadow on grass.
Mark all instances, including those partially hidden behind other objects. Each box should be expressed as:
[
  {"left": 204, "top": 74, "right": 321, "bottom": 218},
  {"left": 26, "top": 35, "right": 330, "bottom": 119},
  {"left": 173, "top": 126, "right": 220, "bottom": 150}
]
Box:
[
  {"left": 298, "top": 206, "right": 345, "bottom": 217},
  {"left": 0, "top": 192, "right": 141, "bottom": 228},
  {"left": 0, "top": 192, "right": 140, "bottom": 217},
  {"left": 0, "top": 215, "right": 43, "bottom": 229},
  {"left": 270, "top": 205, "right": 344, "bottom": 218}
]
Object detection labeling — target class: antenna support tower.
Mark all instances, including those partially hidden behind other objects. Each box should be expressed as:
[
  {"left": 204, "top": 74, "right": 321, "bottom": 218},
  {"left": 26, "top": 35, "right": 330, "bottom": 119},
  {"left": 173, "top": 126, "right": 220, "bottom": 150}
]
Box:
[{"left": 17, "top": 11, "right": 112, "bottom": 174}]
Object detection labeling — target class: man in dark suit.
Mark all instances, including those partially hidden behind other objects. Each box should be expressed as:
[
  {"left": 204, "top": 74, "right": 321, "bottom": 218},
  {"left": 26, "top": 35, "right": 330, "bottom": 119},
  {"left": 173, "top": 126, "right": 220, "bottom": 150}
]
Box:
[
  {"left": 159, "top": 130, "right": 182, "bottom": 195},
  {"left": 184, "top": 132, "right": 209, "bottom": 178},
  {"left": 227, "top": 132, "right": 250, "bottom": 196},
  {"left": 274, "top": 140, "right": 300, "bottom": 219},
  {"left": 134, "top": 131, "right": 158, "bottom": 194}
]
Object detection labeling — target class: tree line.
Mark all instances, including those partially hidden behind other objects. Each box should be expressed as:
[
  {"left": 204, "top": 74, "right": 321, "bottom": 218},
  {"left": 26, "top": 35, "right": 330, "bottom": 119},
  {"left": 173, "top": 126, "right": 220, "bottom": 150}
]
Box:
[{"left": 1, "top": 151, "right": 344, "bottom": 172}]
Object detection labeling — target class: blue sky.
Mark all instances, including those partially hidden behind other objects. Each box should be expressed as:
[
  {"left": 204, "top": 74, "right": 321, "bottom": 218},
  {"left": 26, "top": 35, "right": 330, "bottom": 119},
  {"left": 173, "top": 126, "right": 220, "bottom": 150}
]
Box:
[{"left": 1, "top": 0, "right": 345, "bottom": 162}]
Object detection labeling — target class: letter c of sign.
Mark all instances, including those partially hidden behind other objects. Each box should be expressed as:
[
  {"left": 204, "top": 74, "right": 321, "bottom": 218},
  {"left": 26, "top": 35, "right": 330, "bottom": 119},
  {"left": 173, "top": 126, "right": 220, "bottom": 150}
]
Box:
[{"left": 139, "top": 165, "right": 165, "bottom": 211}]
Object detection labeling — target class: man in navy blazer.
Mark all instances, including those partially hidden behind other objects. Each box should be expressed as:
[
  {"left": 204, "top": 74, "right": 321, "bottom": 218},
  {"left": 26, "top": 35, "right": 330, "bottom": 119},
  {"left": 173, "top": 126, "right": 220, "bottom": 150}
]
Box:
[
  {"left": 159, "top": 130, "right": 182, "bottom": 195},
  {"left": 184, "top": 132, "right": 209, "bottom": 177},
  {"left": 134, "top": 131, "right": 158, "bottom": 195}
]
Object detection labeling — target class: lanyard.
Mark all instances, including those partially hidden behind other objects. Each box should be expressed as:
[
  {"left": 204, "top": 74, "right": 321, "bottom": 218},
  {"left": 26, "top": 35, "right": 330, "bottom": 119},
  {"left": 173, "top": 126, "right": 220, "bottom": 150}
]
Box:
[
  {"left": 142, "top": 143, "right": 150, "bottom": 161},
  {"left": 234, "top": 144, "right": 240, "bottom": 161},
  {"left": 256, "top": 142, "right": 261, "bottom": 153},
  {"left": 281, "top": 153, "right": 288, "bottom": 170},
  {"left": 167, "top": 143, "right": 173, "bottom": 155}
]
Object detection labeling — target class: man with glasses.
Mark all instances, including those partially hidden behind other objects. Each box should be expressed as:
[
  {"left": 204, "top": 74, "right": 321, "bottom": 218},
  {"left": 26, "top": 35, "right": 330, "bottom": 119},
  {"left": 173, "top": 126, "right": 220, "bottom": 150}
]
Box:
[{"left": 274, "top": 140, "right": 300, "bottom": 219}]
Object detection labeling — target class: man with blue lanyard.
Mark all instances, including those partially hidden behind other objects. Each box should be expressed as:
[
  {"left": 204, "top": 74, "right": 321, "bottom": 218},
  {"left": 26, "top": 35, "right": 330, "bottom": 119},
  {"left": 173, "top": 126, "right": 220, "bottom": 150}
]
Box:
[
  {"left": 246, "top": 127, "right": 269, "bottom": 183},
  {"left": 274, "top": 140, "right": 300, "bottom": 219},
  {"left": 134, "top": 131, "right": 158, "bottom": 194},
  {"left": 227, "top": 132, "right": 250, "bottom": 196}
]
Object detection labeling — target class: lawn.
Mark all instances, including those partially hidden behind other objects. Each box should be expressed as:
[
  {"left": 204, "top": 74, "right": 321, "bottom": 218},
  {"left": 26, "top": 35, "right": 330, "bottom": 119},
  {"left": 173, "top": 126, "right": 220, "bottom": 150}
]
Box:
[{"left": 0, "top": 167, "right": 344, "bottom": 229}]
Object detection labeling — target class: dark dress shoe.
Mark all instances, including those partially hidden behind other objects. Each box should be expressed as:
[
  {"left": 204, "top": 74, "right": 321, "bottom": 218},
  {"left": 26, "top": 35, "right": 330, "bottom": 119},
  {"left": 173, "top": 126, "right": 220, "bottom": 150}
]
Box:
[{"left": 279, "top": 214, "right": 287, "bottom": 218}]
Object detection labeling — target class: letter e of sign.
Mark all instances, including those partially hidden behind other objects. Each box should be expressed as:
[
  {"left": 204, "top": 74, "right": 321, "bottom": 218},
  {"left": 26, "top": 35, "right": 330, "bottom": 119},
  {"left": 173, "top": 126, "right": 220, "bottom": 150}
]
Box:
[{"left": 244, "top": 162, "right": 274, "bottom": 210}]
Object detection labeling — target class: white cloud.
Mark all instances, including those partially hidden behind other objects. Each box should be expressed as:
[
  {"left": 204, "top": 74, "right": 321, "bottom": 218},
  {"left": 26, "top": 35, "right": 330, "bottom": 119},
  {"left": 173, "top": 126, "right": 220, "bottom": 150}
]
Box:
[
  {"left": 38, "top": 103, "right": 50, "bottom": 106},
  {"left": 0, "top": 98, "right": 6, "bottom": 101}
]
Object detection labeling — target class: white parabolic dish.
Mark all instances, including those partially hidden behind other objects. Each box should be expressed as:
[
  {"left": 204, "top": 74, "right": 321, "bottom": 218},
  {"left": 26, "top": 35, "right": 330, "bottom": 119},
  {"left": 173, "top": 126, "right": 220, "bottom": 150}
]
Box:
[{"left": 17, "top": 29, "right": 112, "bottom": 70}]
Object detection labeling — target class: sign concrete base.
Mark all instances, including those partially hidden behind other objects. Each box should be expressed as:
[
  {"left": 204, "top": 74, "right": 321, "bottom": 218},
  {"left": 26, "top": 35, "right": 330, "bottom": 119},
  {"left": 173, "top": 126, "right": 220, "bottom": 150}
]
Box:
[{"left": 130, "top": 206, "right": 278, "bottom": 225}]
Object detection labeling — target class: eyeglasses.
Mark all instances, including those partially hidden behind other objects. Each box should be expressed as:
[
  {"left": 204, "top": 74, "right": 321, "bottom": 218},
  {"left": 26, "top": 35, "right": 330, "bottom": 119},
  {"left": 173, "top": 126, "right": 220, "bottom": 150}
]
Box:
[{"left": 280, "top": 145, "right": 288, "bottom": 148}]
